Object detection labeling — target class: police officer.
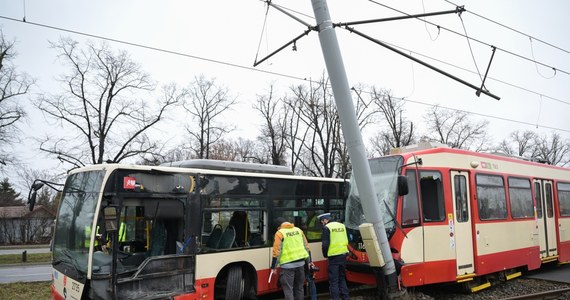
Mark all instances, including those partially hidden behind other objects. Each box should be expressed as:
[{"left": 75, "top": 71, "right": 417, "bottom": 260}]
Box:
[
  {"left": 319, "top": 213, "right": 349, "bottom": 300},
  {"left": 271, "top": 217, "right": 314, "bottom": 300}
]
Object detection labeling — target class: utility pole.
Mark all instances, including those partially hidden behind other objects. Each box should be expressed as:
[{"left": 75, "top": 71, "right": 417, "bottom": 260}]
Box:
[{"left": 309, "top": 0, "right": 404, "bottom": 298}]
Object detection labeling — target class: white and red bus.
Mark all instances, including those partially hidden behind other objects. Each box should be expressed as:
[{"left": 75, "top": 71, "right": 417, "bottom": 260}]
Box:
[
  {"left": 39, "top": 159, "right": 346, "bottom": 299},
  {"left": 344, "top": 142, "right": 570, "bottom": 291}
]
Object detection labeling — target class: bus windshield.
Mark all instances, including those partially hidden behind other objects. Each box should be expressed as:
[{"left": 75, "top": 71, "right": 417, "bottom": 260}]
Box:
[
  {"left": 345, "top": 155, "right": 403, "bottom": 234},
  {"left": 52, "top": 170, "right": 106, "bottom": 275}
]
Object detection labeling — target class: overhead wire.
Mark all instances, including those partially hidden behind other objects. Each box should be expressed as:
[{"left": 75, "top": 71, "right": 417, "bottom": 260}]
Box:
[
  {"left": 0, "top": 5, "right": 568, "bottom": 133},
  {"left": 393, "top": 94, "right": 570, "bottom": 134},
  {"left": 254, "top": 2, "right": 272, "bottom": 65},
  {"left": 383, "top": 38, "right": 570, "bottom": 107},
  {"left": 529, "top": 37, "right": 557, "bottom": 79},
  {"left": 458, "top": 13, "right": 483, "bottom": 83},
  {"left": 0, "top": 15, "right": 310, "bottom": 83},
  {"left": 353, "top": 83, "right": 570, "bottom": 134},
  {"left": 421, "top": 0, "right": 441, "bottom": 41},
  {"left": 443, "top": 0, "right": 570, "bottom": 55},
  {"left": 368, "top": 0, "right": 570, "bottom": 77}
]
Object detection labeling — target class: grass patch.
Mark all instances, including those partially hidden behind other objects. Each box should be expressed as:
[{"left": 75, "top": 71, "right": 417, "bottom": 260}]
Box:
[
  {"left": 0, "top": 253, "right": 51, "bottom": 265},
  {"left": 0, "top": 281, "right": 52, "bottom": 299}
]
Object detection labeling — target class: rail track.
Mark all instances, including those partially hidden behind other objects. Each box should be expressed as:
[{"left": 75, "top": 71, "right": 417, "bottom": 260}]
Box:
[{"left": 500, "top": 287, "right": 570, "bottom": 300}]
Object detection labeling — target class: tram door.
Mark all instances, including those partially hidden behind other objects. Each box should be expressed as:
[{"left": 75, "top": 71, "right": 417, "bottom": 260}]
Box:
[
  {"left": 534, "top": 179, "right": 557, "bottom": 259},
  {"left": 451, "top": 171, "right": 474, "bottom": 275}
]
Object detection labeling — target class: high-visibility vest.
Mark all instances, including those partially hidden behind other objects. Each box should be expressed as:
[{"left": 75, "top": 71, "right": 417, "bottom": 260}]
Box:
[
  {"left": 84, "top": 226, "right": 92, "bottom": 248},
  {"left": 325, "top": 222, "right": 348, "bottom": 257},
  {"left": 118, "top": 222, "right": 126, "bottom": 242},
  {"left": 306, "top": 216, "right": 321, "bottom": 240},
  {"left": 278, "top": 227, "right": 309, "bottom": 264}
]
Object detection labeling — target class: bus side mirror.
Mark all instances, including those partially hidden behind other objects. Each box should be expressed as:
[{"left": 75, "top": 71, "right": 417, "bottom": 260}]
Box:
[
  {"left": 27, "top": 182, "right": 45, "bottom": 211},
  {"left": 343, "top": 172, "right": 352, "bottom": 199},
  {"left": 28, "top": 192, "right": 37, "bottom": 212},
  {"left": 397, "top": 175, "right": 409, "bottom": 196}
]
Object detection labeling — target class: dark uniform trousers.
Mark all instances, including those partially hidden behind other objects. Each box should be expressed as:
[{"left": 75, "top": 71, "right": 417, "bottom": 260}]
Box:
[{"left": 327, "top": 254, "right": 349, "bottom": 300}]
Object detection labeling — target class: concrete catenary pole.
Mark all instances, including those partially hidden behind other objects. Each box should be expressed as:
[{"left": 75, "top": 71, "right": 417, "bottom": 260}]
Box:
[{"left": 309, "top": 0, "right": 402, "bottom": 298}]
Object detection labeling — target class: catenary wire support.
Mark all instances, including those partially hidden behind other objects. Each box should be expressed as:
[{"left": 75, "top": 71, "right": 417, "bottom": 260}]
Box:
[
  {"left": 343, "top": 26, "right": 501, "bottom": 100},
  {"left": 255, "top": 2, "right": 500, "bottom": 100},
  {"left": 476, "top": 46, "right": 496, "bottom": 97},
  {"left": 335, "top": 6, "right": 465, "bottom": 27},
  {"left": 253, "top": 1, "right": 316, "bottom": 67},
  {"left": 253, "top": 29, "right": 313, "bottom": 67}
]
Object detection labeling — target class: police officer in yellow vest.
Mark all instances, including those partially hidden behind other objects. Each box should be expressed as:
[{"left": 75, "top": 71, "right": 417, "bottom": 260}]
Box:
[
  {"left": 271, "top": 217, "right": 314, "bottom": 300},
  {"left": 319, "top": 213, "right": 349, "bottom": 300}
]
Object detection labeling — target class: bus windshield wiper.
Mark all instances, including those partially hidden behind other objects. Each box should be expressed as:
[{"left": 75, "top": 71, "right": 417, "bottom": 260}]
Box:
[{"left": 53, "top": 249, "right": 85, "bottom": 278}]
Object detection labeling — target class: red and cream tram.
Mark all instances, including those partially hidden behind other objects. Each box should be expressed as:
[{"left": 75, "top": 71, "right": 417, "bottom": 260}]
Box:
[{"left": 344, "top": 142, "right": 570, "bottom": 291}]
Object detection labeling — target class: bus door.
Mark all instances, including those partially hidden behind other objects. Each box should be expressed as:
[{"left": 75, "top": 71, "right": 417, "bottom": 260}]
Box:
[
  {"left": 534, "top": 179, "right": 557, "bottom": 259},
  {"left": 450, "top": 171, "right": 474, "bottom": 275}
]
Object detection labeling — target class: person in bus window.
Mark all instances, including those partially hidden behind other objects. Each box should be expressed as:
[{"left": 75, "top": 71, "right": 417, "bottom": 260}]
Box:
[
  {"left": 319, "top": 213, "right": 349, "bottom": 300},
  {"left": 271, "top": 217, "right": 314, "bottom": 300},
  {"left": 229, "top": 211, "right": 250, "bottom": 247},
  {"left": 304, "top": 211, "right": 322, "bottom": 240}
]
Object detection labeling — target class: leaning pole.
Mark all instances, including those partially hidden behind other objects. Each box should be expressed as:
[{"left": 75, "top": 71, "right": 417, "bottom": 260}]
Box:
[{"left": 309, "top": 0, "right": 402, "bottom": 298}]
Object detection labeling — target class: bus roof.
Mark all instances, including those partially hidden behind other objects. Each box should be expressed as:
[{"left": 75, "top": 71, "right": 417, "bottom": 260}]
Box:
[
  {"left": 66, "top": 160, "right": 344, "bottom": 183},
  {"left": 160, "top": 159, "right": 293, "bottom": 175}
]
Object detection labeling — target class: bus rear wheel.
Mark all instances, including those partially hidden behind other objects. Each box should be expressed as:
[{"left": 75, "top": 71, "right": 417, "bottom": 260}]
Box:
[{"left": 225, "top": 265, "right": 245, "bottom": 300}]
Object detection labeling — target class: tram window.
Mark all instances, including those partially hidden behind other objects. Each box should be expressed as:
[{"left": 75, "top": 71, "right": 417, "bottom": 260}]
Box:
[
  {"left": 545, "top": 183, "right": 554, "bottom": 218},
  {"left": 556, "top": 182, "right": 570, "bottom": 217},
  {"left": 535, "top": 182, "right": 543, "bottom": 218},
  {"left": 476, "top": 174, "right": 507, "bottom": 220},
  {"left": 402, "top": 170, "right": 420, "bottom": 226},
  {"left": 454, "top": 175, "right": 469, "bottom": 223},
  {"left": 508, "top": 177, "right": 533, "bottom": 219},
  {"left": 419, "top": 171, "right": 445, "bottom": 222}
]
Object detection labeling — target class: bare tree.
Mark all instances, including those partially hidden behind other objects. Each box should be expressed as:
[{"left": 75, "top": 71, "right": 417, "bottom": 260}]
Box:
[
  {"left": 183, "top": 75, "right": 236, "bottom": 159},
  {"left": 369, "top": 134, "right": 392, "bottom": 158},
  {"left": 287, "top": 78, "right": 340, "bottom": 177},
  {"left": 253, "top": 84, "right": 288, "bottom": 165},
  {"left": 138, "top": 146, "right": 192, "bottom": 166},
  {"left": 533, "top": 133, "right": 570, "bottom": 166},
  {"left": 0, "top": 31, "right": 33, "bottom": 166},
  {"left": 283, "top": 93, "right": 308, "bottom": 175},
  {"left": 368, "top": 87, "right": 415, "bottom": 155},
  {"left": 496, "top": 130, "right": 538, "bottom": 158},
  {"left": 284, "top": 76, "right": 377, "bottom": 177},
  {"left": 35, "top": 38, "right": 181, "bottom": 169},
  {"left": 423, "top": 105, "right": 489, "bottom": 150},
  {"left": 207, "top": 137, "right": 269, "bottom": 163}
]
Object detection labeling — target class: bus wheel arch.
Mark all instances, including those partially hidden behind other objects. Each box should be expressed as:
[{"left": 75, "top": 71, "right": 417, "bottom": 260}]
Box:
[{"left": 215, "top": 262, "right": 257, "bottom": 300}]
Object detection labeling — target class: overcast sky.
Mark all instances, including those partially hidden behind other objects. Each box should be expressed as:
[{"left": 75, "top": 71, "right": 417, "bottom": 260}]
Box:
[{"left": 1, "top": 0, "right": 569, "bottom": 192}]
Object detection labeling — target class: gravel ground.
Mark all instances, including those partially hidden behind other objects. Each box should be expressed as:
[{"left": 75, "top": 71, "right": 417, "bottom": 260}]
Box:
[{"left": 347, "top": 278, "right": 570, "bottom": 300}]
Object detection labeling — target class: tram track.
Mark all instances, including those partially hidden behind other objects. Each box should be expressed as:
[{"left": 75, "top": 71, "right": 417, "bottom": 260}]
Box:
[
  {"left": 263, "top": 281, "right": 570, "bottom": 300},
  {"left": 344, "top": 278, "right": 570, "bottom": 300},
  {"left": 500, "top": 287, "right": 570, "bottom": 300}
]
